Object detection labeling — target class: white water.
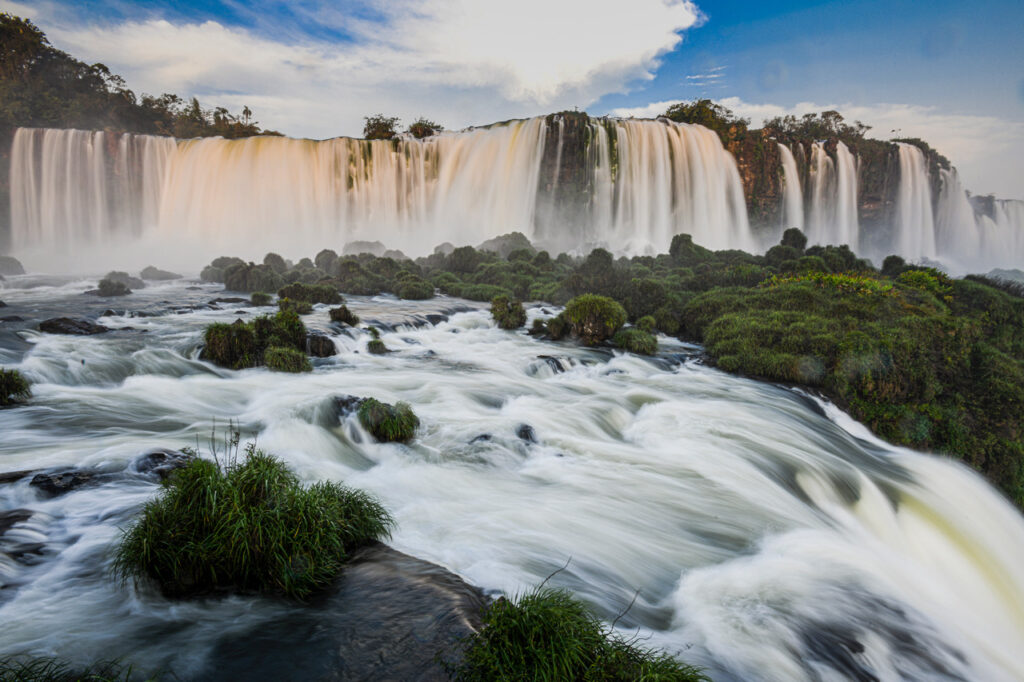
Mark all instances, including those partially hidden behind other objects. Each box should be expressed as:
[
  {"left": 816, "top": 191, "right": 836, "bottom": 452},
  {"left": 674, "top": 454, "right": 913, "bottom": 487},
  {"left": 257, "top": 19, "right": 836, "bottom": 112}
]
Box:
[
  {"left": 894, "top": 144, "right": 936, "bottom": 260},
  {"left": 1, "top": 283, "right": 1024, "bottom": 680},
  {"left": 778, "top": 143, "right": 804, "bottom": 232},
  {"left": 807, "top": 141, "right": 860, "bottom": 250},
  {"left": 9, "top": 119, "right": 752, "bottom": 269},
  {"left": 934, "top": 169, "right": 1024, "bottom": 273}
]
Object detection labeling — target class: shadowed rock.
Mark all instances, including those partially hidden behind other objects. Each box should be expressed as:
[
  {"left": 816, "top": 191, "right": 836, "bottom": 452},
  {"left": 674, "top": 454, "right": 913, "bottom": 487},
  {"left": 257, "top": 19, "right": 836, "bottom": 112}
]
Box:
[{"left": 39, "top": 318, "right": 110, "bottom": 335}]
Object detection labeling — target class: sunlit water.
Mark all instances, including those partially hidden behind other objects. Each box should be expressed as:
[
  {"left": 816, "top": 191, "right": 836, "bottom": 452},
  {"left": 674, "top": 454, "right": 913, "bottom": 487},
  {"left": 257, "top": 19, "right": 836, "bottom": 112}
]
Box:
[{"left": 1, "top": 278, "right": 1023, "bottom": 681}]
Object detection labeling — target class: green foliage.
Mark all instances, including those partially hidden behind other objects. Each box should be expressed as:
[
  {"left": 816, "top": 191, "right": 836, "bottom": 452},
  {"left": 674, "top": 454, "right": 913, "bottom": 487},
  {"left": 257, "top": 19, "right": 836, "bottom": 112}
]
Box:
[
  {"left": 224, "top": 262, "right": 285, "bottom": 294},
  {"left": 562, "top": 294, "right": 627, "bottom": 345},
  {"left": 367, "top": 339, "right": 388, "bottom": 355},
  {"left": 461, "top": 283, "right": 510, "bottom": 302},
  {"left": 0, "top": 655, "right": 138, "bottom": 682},
  {"left": 452, "top": 586, "right": 708, "bottom": 682},
  {"left": 613, "top": 328, "right": 658, "bottom": 355},
  {"left": 395, "top": 277, "right": 435, "bottom": 300},
  {"left": 897, "top": 268, "right": 952, "bottom": 298},
  {"left": 201, "top": 311, "right": 307, "bottom": 370},
  {"left": 881, "top": 255, "right": 908, "bottom": 277},
  {"left": 115, "top": 446, "right": 393, "bottom": 600},
  {"left": 781, "top": 228, "right": 808, "bottom": 251},
  {"left": 357, "top": 398, "right": 420, "bottom": 443},
  {"left": 264, "top": 346, "right": 312, "bottom": 373},
  {"left": 363, "top": 113, "right": 399, "bottom": 140},
  {"left": 636, "top": 315, "right": 656, "bottom": 333},
  {"left": 329, "top": 305, "right": 359, "bottom": 326},
  {"left": 663, "top": 98, "right": 749, "bottom": 144},
  {"left": 669, "top": 233, "right": 714, "bottom": 266},
  {"left": 250, "top": 292, "right": 272, "bottom": 306},
  {"left": 764, "top": 110, "right": 871, "bottom": 144},
  {"left": 278, "top": 297, "right": 313, "bottom": 315},
  {"left": 546, "top": 314, "right": 568, "bottom": 340},
  {"left": 277, "top": 282, "right": 342, "bottom": 305},
  {"left": 491, "top": 295, "right": 527, "bottom": 330},
  {"left": 407, "top": 117, "right": 443, "bottom": 139},
  {"left": 0, "top": 368, "right": 30, "bottom": 406},
  {"left": 97, "top": 278, "right": 130, "bottom": 297},
  {"left": 263, "top": 252, "right": 287, "bottom": 274},
  {"left": 447, "top": 246, "right": 484, "bottom": 274}
]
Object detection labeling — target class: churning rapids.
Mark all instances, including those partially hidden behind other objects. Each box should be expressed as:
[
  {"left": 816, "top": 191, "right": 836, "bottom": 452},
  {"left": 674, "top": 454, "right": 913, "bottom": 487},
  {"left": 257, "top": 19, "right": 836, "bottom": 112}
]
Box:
[{"left": 1, "top": 277, "right": 1024, "bottom": 682}]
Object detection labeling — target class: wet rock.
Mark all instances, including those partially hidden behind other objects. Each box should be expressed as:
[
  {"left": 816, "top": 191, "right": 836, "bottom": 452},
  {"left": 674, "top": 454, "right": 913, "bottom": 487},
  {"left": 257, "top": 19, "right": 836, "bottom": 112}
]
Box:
[
  {"left": 426, "top": 313, "right": 448, "bottom": 326},
  {"left": 134, "top": 448, "right": 195, "bottom": 480},
  {"left": 141, "top": 266, "right": 182, "bottom": 280},
  {"left": 307, "top": 333, "right": 337, "bottom": 358},
  {"left": 0, "top": 470, "right": 35, "bottom": 485},
  {"left": 332, "top": 395, "right": 366, "bottom": 418},
  {"left": 39, "top": 318, "right": 110, "bottom": 335},
  {"left": 0, "top": 300, "right": 6, "bottom": 307},
  {"left": 200, "top": 543, "right": 484, "bottom": 682},
  {"left": 1, "top": 316, "right": 24, "bottom": 323},
  {"left": 470, "top": 433, "right": 492, "bottom": 444},
  {"left": 101, "top": 309, "right": 119, "bottom": 317},
  {"left": 30, "top": 470, "right": 100, "bottom": 496},
  {"left": 516, "top": 424, "right": 537, "bottom": 443},
  {"left": 209, "top": 297, "right": 249, "bottom": 305},
  {"left": 104, "top": 271, "right": 146, "bottom": 289},
  {"left": 0, "top": 509, "right": 32, "bottom": 537},
  {"left": 537, "top": 355, "right": 566, "bottom": 373},
  {"left": 0, "top": 255, "right": 25, "bottom": 276}
]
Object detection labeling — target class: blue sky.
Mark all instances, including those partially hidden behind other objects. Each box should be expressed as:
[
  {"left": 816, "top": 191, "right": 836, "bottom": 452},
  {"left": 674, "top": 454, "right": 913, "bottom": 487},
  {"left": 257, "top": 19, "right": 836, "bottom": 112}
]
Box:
[{"left": 6, "top": 0, "right": 1023, "bottom": 197}]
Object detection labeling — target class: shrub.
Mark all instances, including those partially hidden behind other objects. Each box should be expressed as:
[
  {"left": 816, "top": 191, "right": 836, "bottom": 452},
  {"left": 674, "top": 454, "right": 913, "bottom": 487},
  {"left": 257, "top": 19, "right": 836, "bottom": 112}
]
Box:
[
  {"left": 529, "top": 318, "right": 547, "bottom": 336},
  {"left": 115, "top": 446, "right": 393, "bottom": 599},
  {"left": 224, "top": 263, "right": 285, "bottom": 293},
  {"left": 396, "top": 278, "right": 435, "bottom": 300},
  {"left": 263, "top": 252, "right": 288, "bottom": 274},
  {"left": 278, "top": 297, "right": 313, "bottom": 315},
  {"left": 781, "top": 227, "right": 808, "bottom": 251},
  {"left": 461, "top": 284, "right": 510, "bottom": 302},
  {"left": 277, "top": 282, "right": 343, "bottom": 305},
  {"left": 562, "top": 294, "right": 627, "bottom": 345},
  {"left": 250, "top": 292, "right": 272, "bottom": 306},
  {"left": 97, "top": 278, "right": 131, "bottom": 296},
  {"left": 491, "top": 295, "right": 527, "bottom": 330},
  {"left": 546, "top": 314, "right": 568, "bottom": 340},
  {"left": 636, "top": 315, "right": 656, "bottom": 333},
  {"left": 0, "top": 368, "right": 31, "bottom": 406},
  {"left": 452, "top": 586, "right": 709, "bottom": 681},
  {"left": 613, "top": 328, "right": 658, "bottom": 355},
  {"left": 201, "top": 311, "right": 307, "bottom": 370},
  {"left": 265, "top": 346, "right": 312, "bottom": 373},
  {"left": 315, "top": 249, "right": 339, "bottom": 273},
  {"left": 357, "top": 398, "right": 419, "bottom": 442},
  {"left": 329, "top": 305, "right": 360, "bottom": 326}
]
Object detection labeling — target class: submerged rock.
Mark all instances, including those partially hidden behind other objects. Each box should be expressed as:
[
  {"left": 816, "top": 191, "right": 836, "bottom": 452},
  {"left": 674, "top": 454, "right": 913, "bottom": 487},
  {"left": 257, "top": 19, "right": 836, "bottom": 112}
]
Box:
[
  {"left": 200, "top": 543, "right": 484, "bottom": 682},
  {"left": 307, "top": 333, "right": 337, "bottom": 358},
  {"left": 39, "top": 318, "right": 110, "bottom": 335},
  {"left": 133, "top": 448, "right": 194, "bottom": 480},
  {"left": 0, "top": 300, "right": 6, "bottom": 308},
  {"left": 516, "top": 424, "right": 538, "bottom": 443},
  {"left": 30, "top": 470, "right": 100, "bottom": 496}
]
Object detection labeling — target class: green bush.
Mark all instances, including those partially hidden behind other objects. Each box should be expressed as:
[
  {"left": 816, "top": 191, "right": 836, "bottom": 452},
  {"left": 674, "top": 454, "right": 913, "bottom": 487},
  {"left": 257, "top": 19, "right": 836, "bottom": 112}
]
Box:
[
  {"left": 0, "top": 368, "right": 31, "bottom": 406},
  {"left": 546, "top": 314, "right": 568, "bottom": 340},
  {"left": 250, "top": 292, "right": 272, "bottom": 306},
  {"left": 452, "top": 586, "right": 708, "bottom": 681},
  {"left": 201, "top": 311, "right": 307, "bottom": 370},
  {"left": 329, "top": 305, "right": 360, "bottom": 326},
  {"left": 491, "top": 295, "right": 527, "bottom": 330},
  {"left": 263, "top": 252, "right": 288, "bottom": 274},
  {"left": 461, "top": 284, "right": 510, "bottom": 302},
  {"left": 636, "top": 315, "right": 656, "bottom": 333},
  {"left": 265, "top": 346, "right": 312, "bottom": 373},
  {"left": 115, "top": 446, "right": 393, "bottom": 599},
  {"left": 395, "top": 278, "right": 435, "bottom": 300},
  {"left": 278, "top": 297, "right": 313, "bottom": 315},
  {"left": 562, "top": 294, "right": 627, "bottom": 345},
  {"left": 613, "top": 328, "right": 658, "bottom": 355},
  {"left": 357, "top": 398, "right": 419, "bottom": 442},
  {"left": 224, "top": 263, "right": 285, "bottom": 293},
  {"left": 277, "top": 282, "right": 343, "bottom": 305}
]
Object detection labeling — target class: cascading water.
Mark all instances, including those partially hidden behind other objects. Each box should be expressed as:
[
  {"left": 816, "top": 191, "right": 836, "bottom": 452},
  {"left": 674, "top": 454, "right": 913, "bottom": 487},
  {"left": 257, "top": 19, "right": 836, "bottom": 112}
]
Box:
[
  {"left": 936, "top": 169, "right": 1024, "bottom": 273},
  {"left": 894, "top": 143, "right": 936, "bottom": 259},
  {"left": 807, "top": 142, "right": 859, "bottom": 250},
  {"left": 9, "top": 118, "right": 752, "bottom": 267},
  {"left": 777, "top": 143, "right": 804, "bottom": 233}
]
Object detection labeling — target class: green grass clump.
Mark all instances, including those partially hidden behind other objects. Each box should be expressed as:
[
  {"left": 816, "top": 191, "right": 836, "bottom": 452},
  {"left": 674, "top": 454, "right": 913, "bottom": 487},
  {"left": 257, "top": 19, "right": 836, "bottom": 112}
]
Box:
[
  {"left": 452, "top": 587, "right": 708, "bottom": 681},
  {"left": 115, "top": 446, "right": 393, "bottom": 600},
  {"left": 277, "top": 282, "right": 343, "bottom": 305},
  {"left": 201, "top": 311, "right": 307, "bottom": 370},
  {"left": 0, "top": 368, "right": 30, "bottom": 406},
  {"left": 264, "top": 346, "right": 312, "bottom": 373},
  {"left": 563, "top": 294, "right": 627, "bottom": 345},
  {"left": 395, "top": 277, "right": 435, "bottom": 300},
  {"left": 0, "top": 655, "right": 138, "bottom": 682},
  {"left": 278, "top": 297, "right": 313, "bottom": 315},
  {"left": 613, "top": 328, "right": 658, "bottom": 355},
  {"left": 491, "top": 295, "right": 527, "bottom": 330},
  {"left": 546, "top": 314, "right": 568, "bottom": 340},
  {"left": 250, "top": 292, "right": 272, "bottom": 306},
  {"left": 329, "top": 305, "right": 360, "bottom": 326},
  {"left": 635, "top": 315, "right": 656, "bottom": 333},
  {"left": 357, "top": 398, "right": 419, "bottom": 442}
]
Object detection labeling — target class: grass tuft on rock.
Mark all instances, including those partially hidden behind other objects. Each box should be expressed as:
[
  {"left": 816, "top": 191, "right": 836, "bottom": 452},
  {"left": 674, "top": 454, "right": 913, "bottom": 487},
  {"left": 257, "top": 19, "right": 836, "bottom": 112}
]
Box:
[
  {"left": 613, "top": 328, "right": 658, "bottom": 355},
  {"left": 250, "top": 292, "right": 272, "bottom": 306},
  {"left": 0, "top": 368, "right": 31, "bottom": 406},
  {"left": 0, "top": 655, "right": 137, "bottom": 682},
  {"left": 115, "top": 445, "right": 393, "bottom": 600},
  {"left": 201, "top": 310, "right": 307, "bottom": 370},
  {"left": 264, "top": 346, "right": 312, "bottom": 373},
  {"left": 357, "top": 398, "right": 419, "bottom": 442},
  {"left": 490, "top": 295, "right": 527, "bottom": 330},
  {"left": 452, "top": 586, "right": 709, "bottom": 681},
  {"left": 329, "top": 305, "right": 360, "bottom": 326}
]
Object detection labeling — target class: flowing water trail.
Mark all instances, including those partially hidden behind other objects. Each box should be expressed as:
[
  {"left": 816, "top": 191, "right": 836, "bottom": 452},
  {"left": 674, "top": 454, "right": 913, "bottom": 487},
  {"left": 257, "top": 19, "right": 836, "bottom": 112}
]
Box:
[{"left": 0, "top": 281, "right": 1022, "bottom": 681}]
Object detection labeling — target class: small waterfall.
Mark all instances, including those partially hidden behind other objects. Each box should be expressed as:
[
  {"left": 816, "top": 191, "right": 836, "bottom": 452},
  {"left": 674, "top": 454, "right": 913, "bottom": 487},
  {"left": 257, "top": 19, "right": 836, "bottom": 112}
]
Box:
[
  {"left": 895, "top": 143, "right": 936, "bottom": 259},
  {"left": 834, "top": 141, "right": 859, "bottom": 249},
  {"left": 807, "top": 141, "right": 859, "bottom": 250},
  {"left": 935, "top": 169, "right": 1024, "bottom": 273},
  {"left": 778, "top": 143, "right": 804, "bottom": 232}
]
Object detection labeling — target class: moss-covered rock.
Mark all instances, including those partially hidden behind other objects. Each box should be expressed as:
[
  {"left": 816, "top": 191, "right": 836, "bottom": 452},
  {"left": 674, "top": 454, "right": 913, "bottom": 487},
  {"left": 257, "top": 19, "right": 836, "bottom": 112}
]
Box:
[
  {"left": 265, "top": 346, "right": 312, "bottom": 373},
  {"left": 251, "top": 292, "right": 272, "bottom": 306},
  {"left": 562, "top": 294, "right": 627, "bottom": 345},
  {"left": 357, "top": 398, "right": 419, "bottom": 443},
  {"left": 278, "top": 297, "right": 313, "bottom": 315},
  {"left": 329, "top": 305, "right": 360, "bottom": 326},
  {"left": 491, "top": 295, "right": 527, "bottom": 330},
  {"left": 613, "top": 328, "right": 658, "bottom": 355},
  {"left": 0, "top": 368, "right": 31, "bottom": 406},
  {"left": 201, "top": 311, "right": 307, "bottom": 370}
]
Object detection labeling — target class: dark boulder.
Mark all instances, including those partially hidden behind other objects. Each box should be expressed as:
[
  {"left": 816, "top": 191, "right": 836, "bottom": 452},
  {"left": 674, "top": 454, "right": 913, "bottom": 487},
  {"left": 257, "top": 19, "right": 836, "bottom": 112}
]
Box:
[
  {"left": 0, "top": 300, "right": 6, "bottom": 308},
  {"left": 1, "top": 316, "right": 24, "bottom": 323},
  {"left": 199, "top": 543, "right": 484, "bottom": 682},
  {"left": 0, "top": 256, "right": 25, "bottom": 276},
  {"left": 140, "top": 266, "right": 182, "bottom": 280},
  {"left": 39, "top": 318, "right": 110, "bottom": 335},
  {"left": 516, "top": 424, "right": 537, "bottom": 443},
  {"left": 332, "top": 395, "right": 366, "bottom": 418},
  {"left": 0, "top": 470, "right": 35, "bottom": 485},
  {"left": 104, "top": 271, "right": 146, "bottom": 289},
  {"left": 470, "top": 434, "right": 493, "bottom": 444},
  {"left": 307, "top": 333, "right": 337, "bottom": 358},
  {"left": 133, "top": 448, "right": 194, "bottom": 480},
  {"left": 30, "top": 470, "right": 100, "bottom": 496}
]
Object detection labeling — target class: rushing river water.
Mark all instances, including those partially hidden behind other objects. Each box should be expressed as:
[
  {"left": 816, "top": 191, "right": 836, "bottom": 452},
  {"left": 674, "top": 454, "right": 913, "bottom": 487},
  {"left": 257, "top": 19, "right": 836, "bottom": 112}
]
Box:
[{"left": 1, "top": 277, "right": 1023, "bottom": 682}]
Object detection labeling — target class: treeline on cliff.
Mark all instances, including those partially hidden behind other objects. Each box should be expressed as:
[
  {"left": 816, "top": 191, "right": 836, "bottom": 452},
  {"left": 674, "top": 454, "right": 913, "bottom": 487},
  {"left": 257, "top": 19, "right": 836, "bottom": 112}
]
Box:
[{"left": 0, "top": 13, "right": 272, "bottom": 140}]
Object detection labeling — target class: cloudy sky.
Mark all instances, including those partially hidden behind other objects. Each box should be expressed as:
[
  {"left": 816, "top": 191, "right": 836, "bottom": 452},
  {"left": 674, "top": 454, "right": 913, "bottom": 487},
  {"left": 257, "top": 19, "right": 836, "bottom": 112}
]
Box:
[{"left": 6, "top": 0, "right": 1023, "bottom": 198}]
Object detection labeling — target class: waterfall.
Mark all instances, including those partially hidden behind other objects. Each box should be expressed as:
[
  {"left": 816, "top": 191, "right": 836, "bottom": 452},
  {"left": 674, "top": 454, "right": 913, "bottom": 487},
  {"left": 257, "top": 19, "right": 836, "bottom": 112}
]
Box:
[
  {"left": 936, "top": 168, "right": 1024, "bottom": 273},
  {"left": 807, "top": 141, "right": 859, "bottom": 250},
  {"left": 9, "top": 118, "right": 752, "bottom": 266},
  {"left": 778, "top": 143, "right": 804, "bottom": 232},
  {"left": 895, "top": 143, "right": 936, "bottom": 259}
]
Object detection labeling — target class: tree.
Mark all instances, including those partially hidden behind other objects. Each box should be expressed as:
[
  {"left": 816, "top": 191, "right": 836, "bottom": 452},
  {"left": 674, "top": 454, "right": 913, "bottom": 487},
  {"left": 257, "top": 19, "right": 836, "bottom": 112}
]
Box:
[
  {"left": 407, "top": 117, "right": 443, "bottom": 139},
  {"left": 662, "top": 99, "right": 749, "bottom": 143},
  {"left": 363, "top": 113, "right": 400, "bottom": 140}
]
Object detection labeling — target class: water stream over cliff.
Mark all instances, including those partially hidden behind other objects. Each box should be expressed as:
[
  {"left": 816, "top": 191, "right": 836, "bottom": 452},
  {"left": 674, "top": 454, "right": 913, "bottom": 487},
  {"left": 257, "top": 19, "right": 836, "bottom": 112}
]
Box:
[{"left": 1, "top": 280, "right": 1023, "bottom": 681}]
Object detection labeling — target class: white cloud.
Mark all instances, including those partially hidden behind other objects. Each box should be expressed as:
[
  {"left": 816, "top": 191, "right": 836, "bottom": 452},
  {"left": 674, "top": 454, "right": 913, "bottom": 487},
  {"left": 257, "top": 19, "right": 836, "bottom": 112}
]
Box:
[
  {"left": 613, "top": 97, "right": 1024, "bottom": 199},
  {"left": 7, "top": 0, "right": 700, "bottom": 140}
]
